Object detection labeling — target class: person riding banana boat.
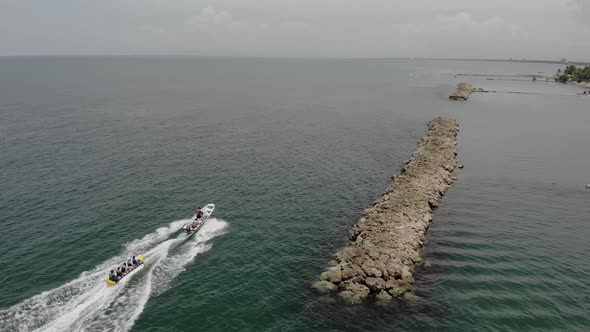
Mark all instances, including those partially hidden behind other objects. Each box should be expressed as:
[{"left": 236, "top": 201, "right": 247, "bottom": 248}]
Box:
[{"left": 107, "top": 255, "right": 145, "bottom": 285}]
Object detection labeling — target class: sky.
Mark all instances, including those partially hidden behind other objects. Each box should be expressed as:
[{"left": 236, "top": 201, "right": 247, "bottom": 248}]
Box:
[{"left": 0, "top": 0, "right": 589, "bottom": 60}]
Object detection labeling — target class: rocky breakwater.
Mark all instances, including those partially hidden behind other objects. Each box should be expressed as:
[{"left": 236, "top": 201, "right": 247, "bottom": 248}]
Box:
[
  {"left": 449, "top": 82, "right": 483, "bottom": 100},
  {"left": 312, "top": 117, "right": 459, "bottom": 303}
]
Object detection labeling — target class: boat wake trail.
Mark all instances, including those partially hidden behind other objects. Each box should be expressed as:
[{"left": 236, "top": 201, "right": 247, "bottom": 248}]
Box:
[{"left": 0, "top": 218, "right": 228, "bottom": 332}]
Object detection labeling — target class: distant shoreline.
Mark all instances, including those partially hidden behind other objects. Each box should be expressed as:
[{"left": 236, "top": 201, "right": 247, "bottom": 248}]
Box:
[
  {"left": 0, "top": 54, "right": 587, "bottom": 65},
  {"left": 412, "top": 57, "right": 590, "bottom": 66}
]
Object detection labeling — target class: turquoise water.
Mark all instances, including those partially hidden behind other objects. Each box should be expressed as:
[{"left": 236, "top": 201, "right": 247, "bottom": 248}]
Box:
[{"left": 1, "top": 57, "right": 589, "bottom": 331}]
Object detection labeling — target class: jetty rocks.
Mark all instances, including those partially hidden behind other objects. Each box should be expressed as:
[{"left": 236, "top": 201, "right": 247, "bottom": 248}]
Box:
[
  {"left": 313, "top": 117, "right": 459, "bottom": 303},
  {"left": 449, "top": 82, "right": 483, "bottom": 101}
]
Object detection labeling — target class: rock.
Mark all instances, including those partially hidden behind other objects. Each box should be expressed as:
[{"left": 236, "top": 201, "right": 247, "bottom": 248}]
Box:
[
  {"left": 327, "top": 268, "right": 342, "bottom": 283},
  {"left": 312, "top": 281, "right": 338, "bottom": 293},
  {"left": 339, "top": 283, "right": 370, "bottom": 304},
  {"left": 386, "top": 263, "right": 403, "bottom": 279},
  {"left": 365, "top": 277, "right": 386, "bottom": 291},
  {"left": 375, "top": 290, "right": 393, "bottom": 303},
  {"left": 449, "top": 83, "right": 475, "bottom": 101},
  {"left": 320, "top": 272, "right": 329, "bottom": 281},
  {"left": 423, "top": 260, "right": 432, "bottom": 268},
  {"left": 341, "top": 266, "right": 355, "bottom": 280},
  {"left": 386, "top": 279, "right": 408, "bottom": 297},
  {"left": 363, "top": 266, "right": 382, "bottom": 278},
  {"left": 452, "top": 176, "right": 458, "bottom": 180},
  {"left": 403, "top": 292, "right": 419, "bottom": 301},
  {"left": 458, "top": 164, "right": 464, "bottom": 169},
  {"left": 338, "top": 290, "right": 360, "bottom": 304},
  {"left": 401, "top": 266, "right": 414, "bottom": 284}
]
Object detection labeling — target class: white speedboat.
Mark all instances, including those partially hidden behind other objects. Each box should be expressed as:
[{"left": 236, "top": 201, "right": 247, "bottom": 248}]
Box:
[{"left": 182, "top": 204, "right": 215, "bottom": 234}]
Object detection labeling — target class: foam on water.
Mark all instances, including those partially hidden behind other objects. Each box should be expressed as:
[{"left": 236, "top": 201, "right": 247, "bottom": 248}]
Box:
[{"left": 0, "top": 218, "right": 228, "bottom": 332}]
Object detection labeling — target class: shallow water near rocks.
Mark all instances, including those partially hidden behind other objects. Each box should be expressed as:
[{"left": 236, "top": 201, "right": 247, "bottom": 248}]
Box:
[{"left": 1, "top": 57, "right": 589, "bottom": 331}]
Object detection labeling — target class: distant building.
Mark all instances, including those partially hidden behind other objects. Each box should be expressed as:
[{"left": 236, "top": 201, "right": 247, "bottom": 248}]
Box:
[{"left": 561, "top": 58, "right": 567, "bottom": 64}]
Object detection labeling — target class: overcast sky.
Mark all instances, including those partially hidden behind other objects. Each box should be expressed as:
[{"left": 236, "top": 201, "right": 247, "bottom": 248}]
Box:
[{"left": 1, "top": 0, "right": 588, "bottom": 60}]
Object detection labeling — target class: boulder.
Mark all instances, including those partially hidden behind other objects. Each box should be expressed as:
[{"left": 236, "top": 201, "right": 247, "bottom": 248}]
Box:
[
  {"left": 375, "top": 290, "right": 393, "bottom": 303},
  {"left": 449, "top": 83, "right": 475, "bottom": 101},
  {"left": 312, "top": 281, "right": 337, "bottom": 293},
  {"left": 401, "top": 266, "right": 415, "bottom": 284},
  {"left": 386, "top": 279, "right": 410, "bottom": 297},
  {"left": 340, "top": 266, "right": 356, "bottom": 280},
  {"left": 361, "top": 265, "right": 382, "bottom": 278},
  {"left": 327, "top": 267, "right": 342, "bottom": 283},
  {"left": 364, "top": 277, "right": 386, "bottom": 291},
  {"left": 386, "top": 263, "right": 403, "bottom": 279},
  {"left": 339, "top": 283, "right": 370, "bottom": 304}
]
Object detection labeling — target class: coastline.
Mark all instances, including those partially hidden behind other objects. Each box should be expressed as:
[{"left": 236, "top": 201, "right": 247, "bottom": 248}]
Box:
[{"left": 313, "top": 117, "right": 459, "bottom": 303}]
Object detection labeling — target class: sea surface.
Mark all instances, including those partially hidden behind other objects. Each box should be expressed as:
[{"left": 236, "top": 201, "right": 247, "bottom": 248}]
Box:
[{"left": 0, "top": 57, "right": 589, "bottom": 331}]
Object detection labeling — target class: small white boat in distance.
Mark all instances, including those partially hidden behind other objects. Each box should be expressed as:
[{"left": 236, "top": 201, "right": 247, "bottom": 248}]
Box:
[{"left": 182, "top": 204, "right": 215, "bottom": 233}]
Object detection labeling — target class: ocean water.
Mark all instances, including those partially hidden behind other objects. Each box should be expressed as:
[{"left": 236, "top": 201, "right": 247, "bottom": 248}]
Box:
[{"left": 0, "top": 57, "right": 589, "bottom": 331}]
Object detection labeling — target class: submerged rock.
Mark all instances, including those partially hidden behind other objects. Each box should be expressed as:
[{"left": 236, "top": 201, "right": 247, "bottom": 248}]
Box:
[
  {"left": 314, "top": 117, "right": 459, "bottom": 303},
  {"left": 403, "top": 292, "right": 419, "bottom": 301},
  {"left": 312, "top": 281, "right": 338, "bottom": 293},
  {"left": 338, "top": 282, "right": 370, "bottom": 304},
  {"left": 376, "top": 290, "right": 393, "bottom": 303}
]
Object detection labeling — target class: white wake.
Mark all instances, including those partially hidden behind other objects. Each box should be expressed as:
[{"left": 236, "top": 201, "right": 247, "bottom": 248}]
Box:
[{"left": 0, "top": 218, "right": 228, "bottom": 332}]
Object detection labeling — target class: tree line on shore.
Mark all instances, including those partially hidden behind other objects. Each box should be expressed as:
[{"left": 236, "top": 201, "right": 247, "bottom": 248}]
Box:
[{"left": 557, "top": 65, "right": 590, "bottom": 83}]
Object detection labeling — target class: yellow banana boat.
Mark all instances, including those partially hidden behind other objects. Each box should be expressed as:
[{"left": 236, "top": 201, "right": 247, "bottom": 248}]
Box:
[{"left": 106, "top": 254, "right": 144, "bottom": 286}]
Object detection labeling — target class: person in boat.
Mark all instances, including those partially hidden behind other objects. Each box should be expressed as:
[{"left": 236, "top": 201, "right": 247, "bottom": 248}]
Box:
[
  {"left": 189, "top": 207, "right": 204, "bottom": 230},
  {"left": 116, "top": 267, "right": 123, "bottom": 279},
  {"left": 196, "top": 207, "right": 204, "bottom": 220},
  {"left": 109, "top": 270, "right": 119, "bottom": 282},
  {"left": 132, "top": 256, "right": 139, "bottom": 267},
  {"left": 190, "top": 219, "right": 201, "bottom": 230}
]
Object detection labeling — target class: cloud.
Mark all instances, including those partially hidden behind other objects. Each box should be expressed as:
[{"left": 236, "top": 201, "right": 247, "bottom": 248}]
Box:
[
  {"left": 186, "top": 7, "right": 243, "bottom": 30},
  {"left": 0, "top": 0, "right": 589, "bottom": 59}
]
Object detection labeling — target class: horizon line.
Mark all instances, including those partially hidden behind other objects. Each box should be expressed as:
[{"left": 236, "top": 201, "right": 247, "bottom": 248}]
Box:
[{"left": 0, "top": 54, "right": 587, "bottom": 65}]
